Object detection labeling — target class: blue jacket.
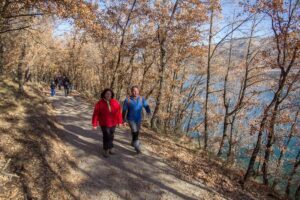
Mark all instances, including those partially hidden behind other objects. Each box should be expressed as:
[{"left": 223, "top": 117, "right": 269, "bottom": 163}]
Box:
[{"left": 122, "top": 96, "right": 151, "bottom": 123}]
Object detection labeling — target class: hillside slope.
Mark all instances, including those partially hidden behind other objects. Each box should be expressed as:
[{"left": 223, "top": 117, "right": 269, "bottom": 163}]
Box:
[{"left": 0, "top": 79, "right": 278, "bottom": 200}]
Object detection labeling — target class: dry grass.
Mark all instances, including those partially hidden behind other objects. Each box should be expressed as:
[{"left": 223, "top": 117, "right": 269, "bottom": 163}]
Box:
[
  {"left": 141, "top": 128, "right": 280, "bottom": 200},
  {"left": 0, "top": 78, "right": 77, "bottom": 200}
]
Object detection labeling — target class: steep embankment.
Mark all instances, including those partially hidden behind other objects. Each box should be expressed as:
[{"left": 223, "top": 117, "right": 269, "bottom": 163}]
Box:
[
  {"left": 0, "top": 79, "right": 277, "bottom": 200},
  {"left": 0, "top": 79, "right": 78, "bottom": 199}
]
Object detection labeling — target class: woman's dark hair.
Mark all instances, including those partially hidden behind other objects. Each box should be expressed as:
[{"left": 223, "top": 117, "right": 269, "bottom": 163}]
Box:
[{"left": 101, "top": 88, "right": 114, "bottom": 99}]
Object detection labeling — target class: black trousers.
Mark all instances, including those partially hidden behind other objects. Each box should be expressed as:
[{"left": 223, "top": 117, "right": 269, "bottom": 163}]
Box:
[{"left": 101, "top": 126, "right": 116, "bottom": 150}]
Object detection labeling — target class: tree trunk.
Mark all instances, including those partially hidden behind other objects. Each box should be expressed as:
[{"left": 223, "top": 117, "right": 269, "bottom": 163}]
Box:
[
  {"left": 110, "top": 0, "right": 137, "bottom": 89},
  {"left": 262, "top": 102, "right": 279, "bottom": 185},
  {"left": 272, "top": 106, "right": 300, "bottom": 189},
  {"left": 227, "top": 114, "right": 236, "bottom": 161},
  {"left": 295, "top": 184, "right": 300, "bottom": 200},
  {"left": 17, "top": 44, "right": 26, "bottom": 95},
  {"left": 217, "top": 12, "right": 234, "bottom": 157},
  {"left": 150, "top": 0, "right": 179, "bottom": 130},
  {"left": 217, "top": 111, "right": 228, "bottom": 156},
  {"left": 243, "top": 106, "right": 270, "bottom": 184},
  {"left": 0, "top": 37, "right": 4, "bottom": 74},
  {"left": 151, "top": 39, "right": 166, "bottom": 129},
  {"left": 140, "top": 54, "right": 155, "bottom": 94},
  {"left": 285, "top": 150, "right": 300, "bottom": 197},
  {"left": 164, "top": 71, "right": 177, "bottom": 133},
  {"left": 203, "top": 6, "right": 214, "bottom": 150},
  {"left": 186, "top": 100, "right": 195, "bottom": 134}
]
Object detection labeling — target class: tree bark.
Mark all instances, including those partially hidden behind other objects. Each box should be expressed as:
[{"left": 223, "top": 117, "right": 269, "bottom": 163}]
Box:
[
  {"left": 272, "top": 106, "right": 300, "bottom": 189},
  {"left": 285, "top": 150, "right": 300, "bottom": 197},
  {"left": 17, "top": 44, "right": 26, "bottom": 95},
  {"left": 151, "top": 0, "right": 179, "bottom": 129},
  {"left": 203, "top": 5, "right": 214, "bottom": 150},
  {"left": 0, "top": 36, "right": 4, "bottom": 74}
]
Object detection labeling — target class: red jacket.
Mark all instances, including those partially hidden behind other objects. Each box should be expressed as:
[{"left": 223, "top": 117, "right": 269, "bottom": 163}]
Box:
[{"left": 92, "top": 98, "right": 122, "bottom": 128}]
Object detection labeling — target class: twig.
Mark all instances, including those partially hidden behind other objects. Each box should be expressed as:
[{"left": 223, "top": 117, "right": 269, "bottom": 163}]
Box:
[
  {"left": 0, "top": 171, "right": 20, "bottom": 179},
  {"left": 1, "top": 158, "right": 11, "bottom": 172},
  {"left": 0, "top": 159, "right": 20, "bottom": 180}
]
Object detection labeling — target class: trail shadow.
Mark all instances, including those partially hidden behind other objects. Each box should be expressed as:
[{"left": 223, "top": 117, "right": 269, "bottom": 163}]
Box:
[
  {"left": 0, "top": 81, "right": 79, "bottom": 199},
  {"left": 47, "top": 92, "right": 260, "bottom": 200},
  {"left": 53, "top": 126, "right": 204, "bottom": 200},
  {"left": 0, "top": 81, "right": 19, "bottom": 114},
  {"left": 49, "top": 99, "right": 223, "bottom": 200},
  {"left": 20, "top": 89, "right": 79, "bottom": 199}
]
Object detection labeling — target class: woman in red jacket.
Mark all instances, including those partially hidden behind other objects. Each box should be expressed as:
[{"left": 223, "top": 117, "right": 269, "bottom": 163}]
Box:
[{"left": 92, "top": 88, "right": 122, "bottom": 157}]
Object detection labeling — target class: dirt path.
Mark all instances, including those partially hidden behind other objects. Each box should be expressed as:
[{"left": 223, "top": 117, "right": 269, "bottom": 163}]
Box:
[{"left": 49, "top": 91, "right": 225, "bottom": 200}]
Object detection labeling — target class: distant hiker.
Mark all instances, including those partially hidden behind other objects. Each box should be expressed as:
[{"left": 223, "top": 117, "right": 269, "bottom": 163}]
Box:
[
  {"left": 69, "top": 82, "right": 73, "bottom": 93},
  {"left": 122, "top": 86, "right": 151, "bottom": 154},
  {"left": 50, "top": 80, "right": 56, "bottom": 97},
  {"left": 54, "top": 77, "right": 58, "bottom": 87},
  {"left": 63, "top": 76, "right": 70, "bottom": 97},
  {"left": 58, "top": 76, "right": 63, "bottom": 90},
  {"left": 92, "top": 89, "right": 122, "bottom": 158}
]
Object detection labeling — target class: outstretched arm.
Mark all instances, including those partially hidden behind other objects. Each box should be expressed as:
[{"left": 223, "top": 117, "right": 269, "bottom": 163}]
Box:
[{"left": 142, "top": 97, "right": 151, "bottom": 114}]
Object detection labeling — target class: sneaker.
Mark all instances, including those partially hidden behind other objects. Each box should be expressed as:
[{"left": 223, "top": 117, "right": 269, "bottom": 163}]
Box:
[
  {"left": 135, "top": 148, "right": 142, "bottom": 154},
  {"left": 133, "top": 140, "right": 141, "bottom": 154},
  {"left": 109, "top": 149, "right": 115, "bottom": 155},
  {"left": 103, "top": 150, "right": 109, "bottom": 158}
]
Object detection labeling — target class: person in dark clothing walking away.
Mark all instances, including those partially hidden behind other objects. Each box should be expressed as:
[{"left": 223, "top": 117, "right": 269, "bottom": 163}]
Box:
[
  {"left": 58, "top": 76, "right": 63, "bottom": 90},
  {"left": 50, "top": 80, "right": 56, "bottom": 97},
  {"left": 63, "top": 76, "right": 70, "bottom": 97},
  {"left": 92, "top": 89, "right": 123, "bottom": 157},
  {"left": 54, "top": 77, "right": 58, "bottom": 87},
  {"left": 122, "top": 86, "right": 151, "bottom": 154}
]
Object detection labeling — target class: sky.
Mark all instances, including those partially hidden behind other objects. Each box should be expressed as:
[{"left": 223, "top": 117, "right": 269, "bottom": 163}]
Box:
[
  {"left": 53, "top": 0, "right": 273, "bottom": 40},
  {"left": 53, "top": 19, "right": 74, "bottom": 37},
  {"left": 218, "top": 0, "right": 272, "bottom": 39}
]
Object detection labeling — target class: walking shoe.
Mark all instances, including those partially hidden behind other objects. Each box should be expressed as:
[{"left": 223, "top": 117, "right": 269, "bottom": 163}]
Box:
[
  {"left": 133, "top": 140, "right": 141, "bottom": 154},
  {"left": 109, "top": 149, "right": 115, "bottom": 155},
  {"left": 103, "top": 150, "right": 109, "bottom": 158},
  {"left": 135, "top": 147, "right": 142, "bottom": 154}
]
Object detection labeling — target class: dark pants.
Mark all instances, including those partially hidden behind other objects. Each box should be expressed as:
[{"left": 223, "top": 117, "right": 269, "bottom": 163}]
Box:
[
  {"left": 101, "top": 126, "right": 116, "bottom": 150},
  {"left": 128, "top": 121, "right": 141, "bottom": 150},
  {"left": 50, "top": 88, "right": 55, "bottom": 96},
  {"left": 64, "top": 86, "right": 69, "bottom": 96}
]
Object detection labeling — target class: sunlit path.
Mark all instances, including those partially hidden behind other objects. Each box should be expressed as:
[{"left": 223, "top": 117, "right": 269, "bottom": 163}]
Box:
[{"left": 48, "top": 90, "right": 222, "bottom": 200}]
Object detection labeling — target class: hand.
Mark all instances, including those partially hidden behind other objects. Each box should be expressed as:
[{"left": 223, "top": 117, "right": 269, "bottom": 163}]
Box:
[
  {"left": 93, "top": 126, "right": 97, "bottom": 130},
  {"left": 123, "top": 122, "right": 128, "bottom": 127},
  {"left": 118, "top": 123, "right": 123, "bottom": 127}
]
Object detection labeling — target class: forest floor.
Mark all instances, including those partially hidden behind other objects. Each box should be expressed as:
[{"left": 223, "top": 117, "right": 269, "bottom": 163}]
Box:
[{"left": 0, "top": 79, "right": 279, "bottom": 200}]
